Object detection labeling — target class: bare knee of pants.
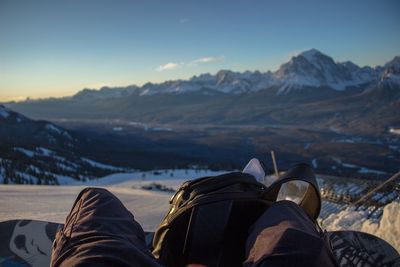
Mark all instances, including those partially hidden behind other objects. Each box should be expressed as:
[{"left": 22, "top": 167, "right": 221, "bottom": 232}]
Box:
[{"left": 50, "top": 187, "right": 162, "bottom": 267}]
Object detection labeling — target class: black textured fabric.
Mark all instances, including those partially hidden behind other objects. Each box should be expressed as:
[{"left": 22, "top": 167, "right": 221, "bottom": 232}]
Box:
[
  {"left": 244, "top": 200, "right": 338, "bottom": 267},
  {"left": 50, "top": 187, "right": 162, "bottom": 267},
  {"left": 51, "top": 188, "right": 337, "bottom": 267}
]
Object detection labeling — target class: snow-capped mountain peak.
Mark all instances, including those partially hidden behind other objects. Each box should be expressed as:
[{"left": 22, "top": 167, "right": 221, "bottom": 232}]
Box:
[
  {"left": 274, "top": 49, "right": 380, "bottom": 94},
  {"left": 299, "top": 48, "right": 326, "bottom": 63},
  {"left": 380, "top": 56, "right": 400, "bottom": 86},
  {"left": 66, "top": 49, "right": 397, "bottom": 98}
]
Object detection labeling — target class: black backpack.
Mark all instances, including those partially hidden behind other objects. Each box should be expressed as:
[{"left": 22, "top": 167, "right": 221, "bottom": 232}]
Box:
[{"left": 152, "top": 163, "right": 321, "bottom": 267}]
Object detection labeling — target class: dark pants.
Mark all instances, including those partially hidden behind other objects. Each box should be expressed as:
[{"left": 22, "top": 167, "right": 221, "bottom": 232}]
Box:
[{"left": 51, "top": 188, "right": 337, "bottom": 267}]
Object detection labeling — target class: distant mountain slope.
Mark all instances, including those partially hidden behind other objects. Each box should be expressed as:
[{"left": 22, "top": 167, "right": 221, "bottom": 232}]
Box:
[
  {"left": 0, "top": 105, "right": 125, "bottom": 184},
  {"left": 4, "top": 49, "right": 399, "bottom": 136}
]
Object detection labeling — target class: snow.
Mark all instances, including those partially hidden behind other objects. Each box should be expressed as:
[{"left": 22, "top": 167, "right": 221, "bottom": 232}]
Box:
[
  {"left": 151, "top": 127, "right": 172, "bottom": 132},
  {"left": 0, "top": 165, "right": 398, "bottom": 251},
  {"left": 53, "top": 175, "right": 79, "bottom": 185},
  {"left": 15, "top": 172, "right": 39, "bottom": 183},
  {"left": 56, "top": 163, "right": 76, "bottom": 172},
  {"left": 341, "top": 162, "right": 386, "bottom": 175},
  {"left": 46, "top": 124, "right": 63, "bottom": 134},
  {"left": 389, "top": 128, "right": 400, "bottom": 135},
  {"left": 0, "top": 169, "right": 226, "bottom": 231},
  {"left": 46, "top": 124, "right": 72, "bottom": 140},
  {"left": 58, "top": 169, "right": 226, "bottom": 187},
  {"left": 330, "top": 157, "right": 386, "bottom": 175},
  {"left": 358, "top": 167, "right": 387, "bottom": 175},
  {"left": 0, "top": 106, "right": 10, "bottom": 118},
  {"left": 81, "top": 157, "right": 124, "bottom": 171},
  {"left": 14, "top": 147, "right": 35, "bottom": 157},
  {"left": 0, "top": 185, "right": 171, "bottom": 231},
  {"left": 300, "top": 48, "right": 321, "bottom": 62},
  {"left": 322, "top": 201, "right": 400, "bottom": 251},
  {"left": 36, "top": 147, "right": 54, "bottom": 156},
  {"left": 312, "top": 158, "right": 318, "bottom": 168}
]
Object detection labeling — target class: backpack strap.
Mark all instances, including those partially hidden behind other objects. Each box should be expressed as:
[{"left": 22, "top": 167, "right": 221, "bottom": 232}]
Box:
[
  {"left": 263, "top": 163, "right": 321, "bottom": 220},
  {"left": 183, "top": 200, "right": 233, "bottom": 266}
]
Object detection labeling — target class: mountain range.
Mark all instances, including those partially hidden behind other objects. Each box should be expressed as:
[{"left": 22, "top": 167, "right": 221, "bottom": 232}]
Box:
[
  {"left": 4, "top": 49, "right": 399, "bottom": 136},
  {"left": 42, "top": 49, "right": 399, "bottom": 97},
  {"left": 2, "top": 49, "right": 399, "bottom": 180}
]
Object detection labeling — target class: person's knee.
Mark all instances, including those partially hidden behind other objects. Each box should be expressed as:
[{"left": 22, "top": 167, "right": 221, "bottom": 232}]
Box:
[
  {"left": 80, "top": 187, "right": 111, "bottom": 196},
  {"left": 76, "top": 187, "right": 116, "bottom": 204}
]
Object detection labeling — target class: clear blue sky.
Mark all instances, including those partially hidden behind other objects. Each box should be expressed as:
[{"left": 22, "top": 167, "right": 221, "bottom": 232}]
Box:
[{"left": 0, "top": 0, "right": 399, "bottom": 101}]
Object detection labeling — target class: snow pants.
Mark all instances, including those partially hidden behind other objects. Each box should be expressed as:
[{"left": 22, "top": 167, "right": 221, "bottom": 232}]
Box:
[{"left": 50, "top": 187, "right": 337, "bottom": 267}]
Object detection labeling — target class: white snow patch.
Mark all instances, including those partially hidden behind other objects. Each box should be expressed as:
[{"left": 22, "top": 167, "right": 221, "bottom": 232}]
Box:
[
  {"left": 0, "top": 106, "right": 10, "bottom": 118},
  {"left": 36, "top": 147, "right": 54, "bottom": 156},
  {"left": 61, "top": 169, "right": 226, "bottom": 188},
  {"left": 14, "top": 147, "right": 35, "bottom": 157},
  {"left": 341, "top": 162, "right": 386, "bottom": 175},
  {"left": 358, "top": 167, "right": 387, "bottom": 175},
  {"left": 15, "top": 172, "right": 38, "bottom": 183},
  {"left": 81, "top": 157, "right": 124, "bottom": 171},
  {"left": 0, "top": 169, "right": 227, "bottom": 230},
  {"left": 322, "top": 201, "right": 400, "bottom": 251},
  {"left": 312, "top": 159, "right": 318, "bottom": 168},
  {"left": 46, "top": 124, "right": 63, "bottom": 134},
  {"left": 389, "top": 128, "right": 400, "bottom": 135},
  {"left": 56, "top": 163, "right": 76, "bottom": 172},
  {"left": 151, "top": 127, "right": 172, "bottom": 132},
  {"left": 53, "top": 175, "right": 80, "bottom": 185},
  {"left": 330, "top": 157, "right": 386, "bottom": 175}
]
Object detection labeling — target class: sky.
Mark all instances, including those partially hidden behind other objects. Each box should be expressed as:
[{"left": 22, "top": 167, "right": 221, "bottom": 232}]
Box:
[{"left": 0, "top": 0, "right": 399, "bottom": 101}]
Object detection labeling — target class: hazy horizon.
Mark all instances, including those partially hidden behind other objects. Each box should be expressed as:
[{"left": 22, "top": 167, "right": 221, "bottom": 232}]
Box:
[{"left": 1, "top": 0, "right": 399, "bottom": 102}]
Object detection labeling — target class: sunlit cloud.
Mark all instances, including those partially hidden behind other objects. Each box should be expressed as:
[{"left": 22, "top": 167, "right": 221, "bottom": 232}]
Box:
[
  {"left": 191, "top": 56, "right": 224, "bottom": 65},
  {"left": 157, "top": 62, "right": 181, "bottom": 71},
  {"left": 157, "top": 56, "right": 224, "bottom": 71}
]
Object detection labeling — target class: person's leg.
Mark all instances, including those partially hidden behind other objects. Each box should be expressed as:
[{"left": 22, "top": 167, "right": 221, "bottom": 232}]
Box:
[
  {"left": 50, "top": 187, "right": 162, "bottom": 267},
  {"left": 244, "top": 200, "right": 338, "bottom": 267}
]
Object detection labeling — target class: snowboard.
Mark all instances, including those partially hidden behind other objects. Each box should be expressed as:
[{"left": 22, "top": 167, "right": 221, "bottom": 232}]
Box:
[
  {"left": 1, "top": 220, "right": 399, "bottom": 267},
  {"left": 0, "top": 220, "right": 154, "bottom": 267}
]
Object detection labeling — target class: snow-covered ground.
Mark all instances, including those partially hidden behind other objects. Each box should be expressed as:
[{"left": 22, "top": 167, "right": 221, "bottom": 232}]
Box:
[
  {"left": 0, "top": 169, "right": 399, "bottom": 251},
  {"left": 0, "top": 169, "right": 225, "bottom": 231},
  {"left": 321, "top": 201, "right": 400, "bottom": 251}
]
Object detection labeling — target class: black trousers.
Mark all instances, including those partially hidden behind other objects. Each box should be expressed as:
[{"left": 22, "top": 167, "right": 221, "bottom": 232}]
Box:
[{"left": 50, "top": 187, "right": 337, "bottom": 267}]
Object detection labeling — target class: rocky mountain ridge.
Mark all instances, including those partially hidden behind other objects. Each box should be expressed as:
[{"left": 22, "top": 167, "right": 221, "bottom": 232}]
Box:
[{"left": 58, "top": 49, "right": 398, "bottom": 99}]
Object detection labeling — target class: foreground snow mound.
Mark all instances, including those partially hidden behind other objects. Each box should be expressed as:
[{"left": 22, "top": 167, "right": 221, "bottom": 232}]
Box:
[
  {"left": 361, "top": 202, "right": 400, "bottom": 252},
  {"left": 323, "top": 201, "right": 400, "bottom": 251}
]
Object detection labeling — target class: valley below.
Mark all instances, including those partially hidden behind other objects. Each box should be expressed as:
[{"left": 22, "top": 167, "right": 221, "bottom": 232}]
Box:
[{"left": 52, "top": 117, "right": 400, "bottom": 178}]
